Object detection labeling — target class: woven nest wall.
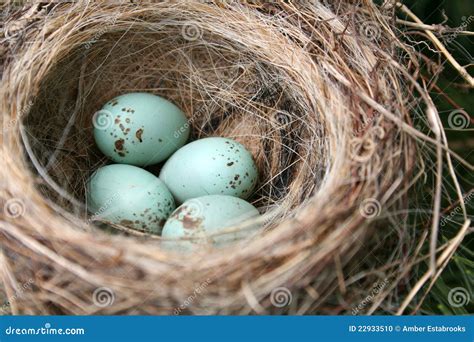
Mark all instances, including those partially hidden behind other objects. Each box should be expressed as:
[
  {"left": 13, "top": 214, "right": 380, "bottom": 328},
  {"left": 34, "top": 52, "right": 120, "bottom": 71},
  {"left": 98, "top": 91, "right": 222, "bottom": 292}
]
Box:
[{"left": 1, "top": 1, "right": 464, "bottom": 315}]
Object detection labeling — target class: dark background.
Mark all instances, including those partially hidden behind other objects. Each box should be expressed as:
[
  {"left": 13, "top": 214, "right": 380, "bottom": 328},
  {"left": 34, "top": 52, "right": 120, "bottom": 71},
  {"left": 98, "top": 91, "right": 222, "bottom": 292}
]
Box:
[{"left": 402, "top": 0, "right": 473, "bottom": 314}]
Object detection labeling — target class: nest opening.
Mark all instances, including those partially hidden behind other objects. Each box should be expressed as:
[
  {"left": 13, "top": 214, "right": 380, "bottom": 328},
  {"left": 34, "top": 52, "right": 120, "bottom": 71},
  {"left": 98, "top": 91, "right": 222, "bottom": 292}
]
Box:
[{"left": 24, "top": 11, "right": 331, "bottom": 237}]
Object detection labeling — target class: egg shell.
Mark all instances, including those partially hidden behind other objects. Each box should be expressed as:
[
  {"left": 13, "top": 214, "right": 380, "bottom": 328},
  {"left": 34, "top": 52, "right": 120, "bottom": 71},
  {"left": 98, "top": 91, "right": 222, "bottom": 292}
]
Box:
[
  {"left": 86, "top": 164, "right": 175, "bottom": 234},
  {"left": 161, "top": 195, "right": 261, "bottom": 251},
  {"left": 159, "top": 137, "right": 258, "bottom": 203},
  {"left": 93, "top": 92, "right": 189, "bottom": 166}
]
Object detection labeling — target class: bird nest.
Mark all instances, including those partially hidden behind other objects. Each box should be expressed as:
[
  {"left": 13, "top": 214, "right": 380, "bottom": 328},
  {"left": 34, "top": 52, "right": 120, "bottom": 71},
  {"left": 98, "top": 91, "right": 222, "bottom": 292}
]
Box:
[{"left": 1, "top": 1, "right": 469, "bottom": 315}]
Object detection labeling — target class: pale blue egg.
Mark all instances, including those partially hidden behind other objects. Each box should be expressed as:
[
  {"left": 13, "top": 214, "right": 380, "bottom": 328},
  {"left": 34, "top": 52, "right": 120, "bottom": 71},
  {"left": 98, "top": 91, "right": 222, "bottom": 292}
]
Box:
[
  {"left": 93, "top": 92, "right": 189, "bottom": 166},
  {"left": 161, "top": 195, "right": 261, "bottom": 251},
  {"left": 159, "top": 137, "right": 258, "bottom": 203},
  {"left": 86, "top": 164, "right": 175, "bottom": 234}
]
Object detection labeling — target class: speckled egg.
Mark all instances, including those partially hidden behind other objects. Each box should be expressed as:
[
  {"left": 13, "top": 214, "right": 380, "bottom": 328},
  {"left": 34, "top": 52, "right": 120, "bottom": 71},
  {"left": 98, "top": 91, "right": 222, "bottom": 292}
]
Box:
[
  {"left": 93, "top": 92, "right": 189, "bottom": 166},
  {"left": 161, "top": 195, "right": 261, "bottom": 251},
  {"left": 86, "top": 164, "right": 175, "bottom": 234},
  {"left": 159, "top": 137, "right": 258, "bottom": 203}
]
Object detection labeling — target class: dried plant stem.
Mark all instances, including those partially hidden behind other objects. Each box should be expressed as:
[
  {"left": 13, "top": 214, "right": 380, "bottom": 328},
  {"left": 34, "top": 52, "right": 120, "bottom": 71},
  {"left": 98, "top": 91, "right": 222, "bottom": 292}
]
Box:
[
  {"left": 396, "top": 220, "right": 471, "bottom": 315},
  {"left": 397, "top": 2, "right": 474, "bottom": 88},
  {"left": 396, "top": 19, "right": 474, "bottom": 36}
]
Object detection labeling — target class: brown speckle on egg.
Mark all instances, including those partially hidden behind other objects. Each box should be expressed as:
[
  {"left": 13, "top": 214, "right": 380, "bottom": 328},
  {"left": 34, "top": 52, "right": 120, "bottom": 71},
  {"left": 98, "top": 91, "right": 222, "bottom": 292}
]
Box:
[
  {"left": 114, "top": 139, "right": 125, "bottom": 151},
  {"left": 182, "top": 215, "right": 202, "bottom": 229},
  {"left": 136, "top": 128, "right": 144, "bottom": 142}
]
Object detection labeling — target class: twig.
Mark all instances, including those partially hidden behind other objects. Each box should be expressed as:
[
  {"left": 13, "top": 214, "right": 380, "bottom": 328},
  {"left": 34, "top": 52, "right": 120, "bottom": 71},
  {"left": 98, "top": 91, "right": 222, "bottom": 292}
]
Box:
[
  {"left": 396, "top": 220, "right": 471, "bottom": 315},
  {"left": 396, "top": 3, "right": 474, "bottom": 88},
  {"left": 396, "top": 19, "right": 474, "bottom": 36}
]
